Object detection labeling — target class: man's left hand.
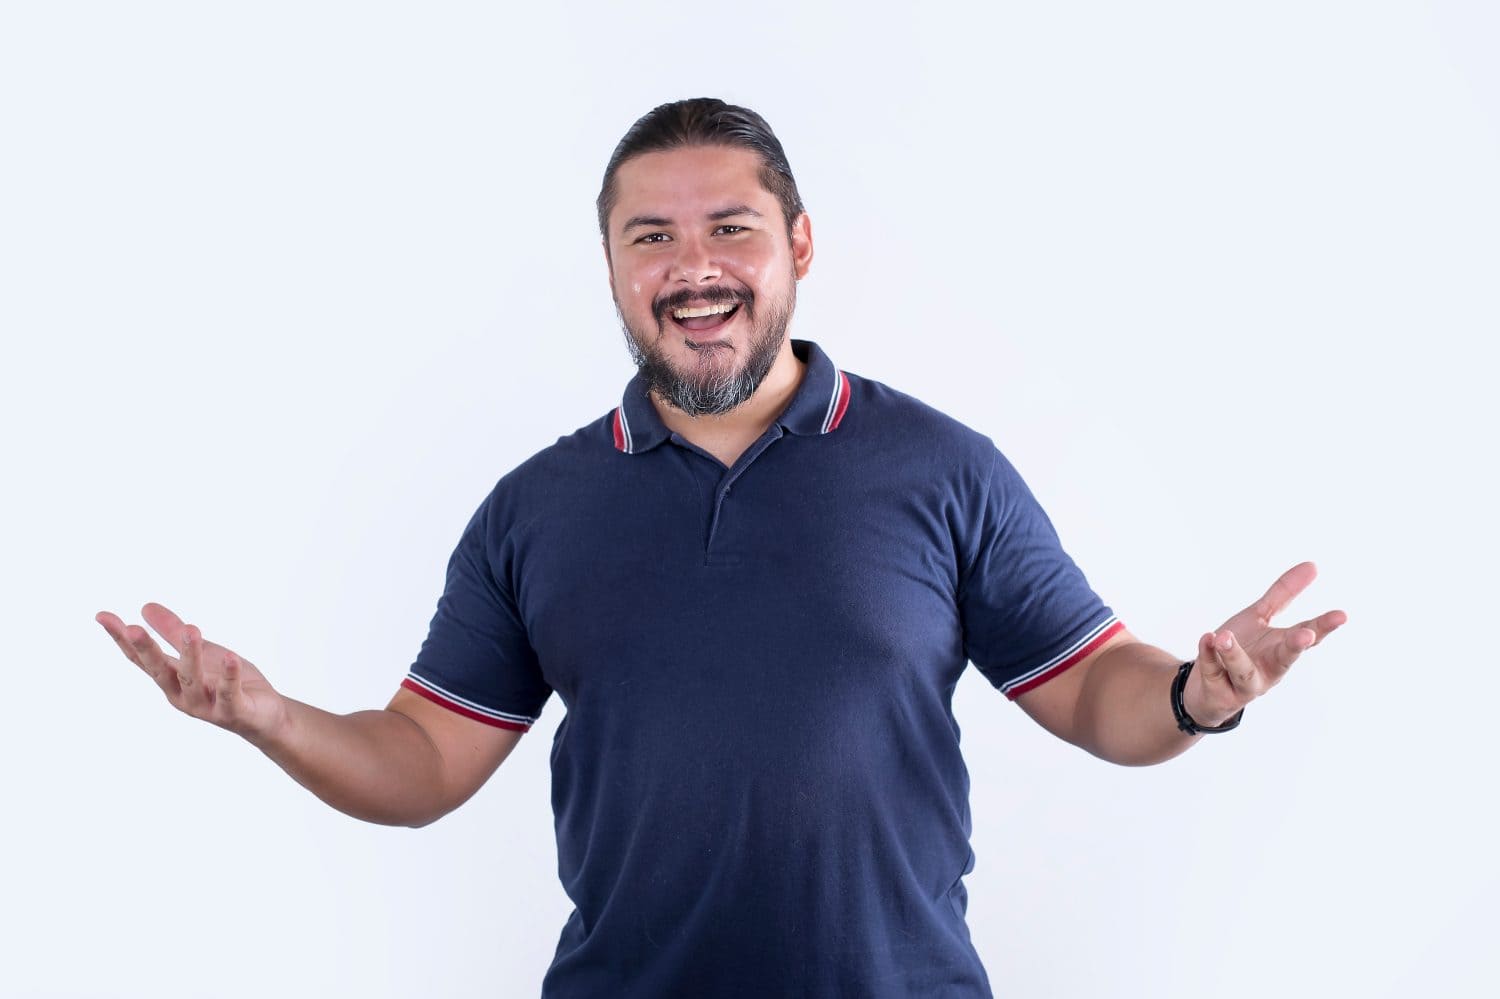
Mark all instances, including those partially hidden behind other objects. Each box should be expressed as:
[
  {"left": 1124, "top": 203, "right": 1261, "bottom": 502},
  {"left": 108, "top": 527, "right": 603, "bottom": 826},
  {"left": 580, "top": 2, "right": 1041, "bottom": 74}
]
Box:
[{"left": 1182, "top": 561, "right": 1348, "bottom": 728}]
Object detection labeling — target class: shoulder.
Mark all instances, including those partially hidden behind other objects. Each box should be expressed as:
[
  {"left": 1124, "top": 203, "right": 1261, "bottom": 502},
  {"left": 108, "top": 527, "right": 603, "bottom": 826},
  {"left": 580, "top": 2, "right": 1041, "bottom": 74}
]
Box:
[
  {"left": 468, "top": 410, "right": 621, "bottom": 527},
  {"left": 840, "top": 369, "right": 1000, "bottom": 473},
  {"left": 509, "top": 410, "right": 619, "bottom": 479},
  {"left": 835, "top": 370, "right": 1064, "bottom": 538}
]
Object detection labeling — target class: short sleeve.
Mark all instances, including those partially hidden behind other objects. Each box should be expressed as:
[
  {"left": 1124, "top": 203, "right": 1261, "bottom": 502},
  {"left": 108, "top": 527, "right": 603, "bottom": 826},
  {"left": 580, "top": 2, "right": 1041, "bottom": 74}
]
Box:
[
  {"left": 958, "top": 447, "right": 1123, "bottom": 699},
  {"left": 401, "top": 490, "right": 553, "bottom": 732}
]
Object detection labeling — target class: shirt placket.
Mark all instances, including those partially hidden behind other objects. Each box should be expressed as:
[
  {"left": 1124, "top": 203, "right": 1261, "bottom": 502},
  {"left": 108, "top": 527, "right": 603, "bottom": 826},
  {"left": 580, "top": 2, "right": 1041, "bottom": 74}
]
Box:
[{"left": 669, "top": 425, "right": 785, "bottom": 565}]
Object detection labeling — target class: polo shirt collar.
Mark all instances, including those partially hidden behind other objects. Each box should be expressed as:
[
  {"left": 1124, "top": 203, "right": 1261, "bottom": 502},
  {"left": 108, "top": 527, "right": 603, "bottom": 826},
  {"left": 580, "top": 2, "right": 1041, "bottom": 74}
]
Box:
[{"left": 612, "top": 339, "right": 852, "bottom": 455}]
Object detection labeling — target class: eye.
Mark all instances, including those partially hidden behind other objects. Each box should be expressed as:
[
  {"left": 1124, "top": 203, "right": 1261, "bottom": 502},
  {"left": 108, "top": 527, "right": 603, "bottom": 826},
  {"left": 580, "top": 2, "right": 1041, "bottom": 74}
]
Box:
[
  {"left": 635, "top": 232, "right": 670, "bottom": 244},
  {"left": 715, "top": 225, "right": 746, "bottom": 235}
]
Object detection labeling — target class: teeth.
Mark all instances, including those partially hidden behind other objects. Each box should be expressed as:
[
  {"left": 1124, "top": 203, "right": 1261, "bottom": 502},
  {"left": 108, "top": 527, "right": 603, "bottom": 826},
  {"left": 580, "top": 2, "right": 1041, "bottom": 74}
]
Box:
[{"left": 672, "top": 302, "right": 737, "bottom": 319}]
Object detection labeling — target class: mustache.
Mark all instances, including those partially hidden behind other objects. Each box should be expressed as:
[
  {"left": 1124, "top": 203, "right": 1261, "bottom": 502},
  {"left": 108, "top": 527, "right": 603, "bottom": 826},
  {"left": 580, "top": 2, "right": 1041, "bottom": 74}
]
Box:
[{"left": 654, "top": 286, "right": 753, "bottom": 323}]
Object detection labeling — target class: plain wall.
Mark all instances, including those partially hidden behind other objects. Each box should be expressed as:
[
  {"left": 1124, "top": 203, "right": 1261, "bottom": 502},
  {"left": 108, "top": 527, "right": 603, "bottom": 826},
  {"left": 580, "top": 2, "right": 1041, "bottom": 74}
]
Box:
[{"left": 2, "top": 1, "right": 1496, "bottom": 995}]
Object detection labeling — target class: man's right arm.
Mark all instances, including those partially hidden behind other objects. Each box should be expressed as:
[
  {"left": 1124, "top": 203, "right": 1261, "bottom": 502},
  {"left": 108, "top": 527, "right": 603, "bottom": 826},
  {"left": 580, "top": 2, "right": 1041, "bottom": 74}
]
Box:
[
  {"left": 97, "top": 603, "right": 523, "bottom": 828},
  {"left": 248, "top": 689, "right": 523, "bottom": 827}
]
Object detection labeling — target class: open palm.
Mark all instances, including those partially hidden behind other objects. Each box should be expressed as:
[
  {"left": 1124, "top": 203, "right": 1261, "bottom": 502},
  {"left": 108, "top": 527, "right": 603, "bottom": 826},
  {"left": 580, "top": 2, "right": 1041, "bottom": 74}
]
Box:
[
  {"left": 1182, "top": 561, "right": 1348, "bottom": 725},
  {"left": 97, "top": 602, "right": 286, "bottom": 740}
]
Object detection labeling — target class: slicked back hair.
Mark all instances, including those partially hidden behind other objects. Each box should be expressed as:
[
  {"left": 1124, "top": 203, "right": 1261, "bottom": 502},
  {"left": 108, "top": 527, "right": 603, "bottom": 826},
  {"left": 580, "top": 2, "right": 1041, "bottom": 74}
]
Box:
[{"left": 597, "top": 98, "right": 805, "bottom": 247}]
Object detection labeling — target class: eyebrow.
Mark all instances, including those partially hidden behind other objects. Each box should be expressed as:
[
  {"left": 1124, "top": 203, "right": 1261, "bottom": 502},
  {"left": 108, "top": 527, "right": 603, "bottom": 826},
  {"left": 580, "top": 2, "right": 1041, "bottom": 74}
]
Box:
[
  {"left": 708, "top": 204, "right": 762, "bottom": 222},
  {"left": 620, "top": 204, "right": 764, "bottom": 234}
]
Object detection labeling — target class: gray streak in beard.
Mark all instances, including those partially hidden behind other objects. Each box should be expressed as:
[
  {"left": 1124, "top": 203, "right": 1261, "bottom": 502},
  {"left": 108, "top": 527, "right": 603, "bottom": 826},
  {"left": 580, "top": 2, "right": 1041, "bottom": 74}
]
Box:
[{"left": 618, "top": 285, "right": 794, "bottom": 418}]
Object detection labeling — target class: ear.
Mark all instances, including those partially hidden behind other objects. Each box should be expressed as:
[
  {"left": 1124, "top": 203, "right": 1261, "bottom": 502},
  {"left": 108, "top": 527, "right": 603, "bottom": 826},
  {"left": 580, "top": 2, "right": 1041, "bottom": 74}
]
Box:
[
  {"left": 603, "top": 237, "right": 615, "bottom": 295},
  {"left": 790, "top": 212, "right": 814, "bottom": 280}
]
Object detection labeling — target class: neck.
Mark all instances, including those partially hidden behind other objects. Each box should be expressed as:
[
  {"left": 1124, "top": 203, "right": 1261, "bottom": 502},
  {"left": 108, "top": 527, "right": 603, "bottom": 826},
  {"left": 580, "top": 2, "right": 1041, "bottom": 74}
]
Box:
[{"left": 650, "top": 338, "right": 806, "bottom": 461}]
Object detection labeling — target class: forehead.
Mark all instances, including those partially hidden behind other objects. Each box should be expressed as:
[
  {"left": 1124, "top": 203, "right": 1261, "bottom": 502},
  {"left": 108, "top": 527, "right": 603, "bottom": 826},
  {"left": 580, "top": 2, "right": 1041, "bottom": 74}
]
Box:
[{"left": 610, "top": 145, "right": 774, "bottom": 234}]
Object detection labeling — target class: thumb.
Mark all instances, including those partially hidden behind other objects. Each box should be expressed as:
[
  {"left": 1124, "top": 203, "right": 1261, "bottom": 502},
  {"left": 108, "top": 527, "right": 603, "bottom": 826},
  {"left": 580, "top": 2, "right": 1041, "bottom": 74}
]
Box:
[
  {"left": 1196, "top": 631, "right": 1230, "bottom": 684},
  {"left": 1182, "top": 631, "right": 1251, "bottom": 726},
  {"left": 1201, "top": 628, "right": 1263, "bottom": 698}
]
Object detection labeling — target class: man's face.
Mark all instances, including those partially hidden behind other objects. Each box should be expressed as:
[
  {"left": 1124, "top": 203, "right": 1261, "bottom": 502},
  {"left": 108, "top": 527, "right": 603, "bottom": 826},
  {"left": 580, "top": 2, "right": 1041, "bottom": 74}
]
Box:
[{"left": 605, "top": 145, "right": 814, "bottom": 417}]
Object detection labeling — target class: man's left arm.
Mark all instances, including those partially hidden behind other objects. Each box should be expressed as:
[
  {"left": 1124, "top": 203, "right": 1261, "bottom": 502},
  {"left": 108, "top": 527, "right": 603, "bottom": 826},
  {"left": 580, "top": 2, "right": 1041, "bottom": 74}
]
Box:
[{"left": 1015, "top": 561, "right": 1347, "bottom": 766}]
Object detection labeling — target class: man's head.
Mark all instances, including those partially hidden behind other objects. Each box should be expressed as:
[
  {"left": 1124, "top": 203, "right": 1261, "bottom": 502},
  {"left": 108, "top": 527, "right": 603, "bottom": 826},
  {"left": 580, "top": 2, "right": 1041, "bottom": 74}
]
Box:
[
  {"left": 599, "top": 99, "right": 814, "bottom": 418},
  {"left": 597, "top": 99, "right": 805, "bottom": 246}
]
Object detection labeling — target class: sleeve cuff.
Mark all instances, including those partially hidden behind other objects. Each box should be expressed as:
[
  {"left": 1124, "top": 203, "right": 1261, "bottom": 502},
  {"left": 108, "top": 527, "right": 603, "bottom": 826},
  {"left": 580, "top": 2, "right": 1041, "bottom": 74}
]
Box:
[
  {"left": 400, "top": 674, "right": 536, "bottom": 732},
  {"left": 1001, "top": 616, "right": 1125, "bottom": 700}
]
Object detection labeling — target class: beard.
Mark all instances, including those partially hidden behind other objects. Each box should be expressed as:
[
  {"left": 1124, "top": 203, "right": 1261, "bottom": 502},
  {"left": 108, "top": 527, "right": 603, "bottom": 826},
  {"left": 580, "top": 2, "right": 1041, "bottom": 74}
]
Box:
[{"left": 617, "top": 275, "right": 795, "bottom": 418}]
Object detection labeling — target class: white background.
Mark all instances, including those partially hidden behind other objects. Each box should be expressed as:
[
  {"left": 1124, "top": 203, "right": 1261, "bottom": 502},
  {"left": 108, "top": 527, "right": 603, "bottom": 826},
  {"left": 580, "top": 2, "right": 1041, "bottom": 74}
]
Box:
[{"left": 3, "top": 1, "right": 1496, "bottom": 996}]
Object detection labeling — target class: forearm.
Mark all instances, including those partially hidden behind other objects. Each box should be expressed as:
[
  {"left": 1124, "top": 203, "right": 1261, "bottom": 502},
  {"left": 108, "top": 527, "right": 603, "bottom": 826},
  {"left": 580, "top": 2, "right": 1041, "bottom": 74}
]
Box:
[
  {"left": 245, "top": 699, "right": 448, "bottom": 827},
  {"left": 1071, "top": 642, "right": 1206, "bottom": 766}
]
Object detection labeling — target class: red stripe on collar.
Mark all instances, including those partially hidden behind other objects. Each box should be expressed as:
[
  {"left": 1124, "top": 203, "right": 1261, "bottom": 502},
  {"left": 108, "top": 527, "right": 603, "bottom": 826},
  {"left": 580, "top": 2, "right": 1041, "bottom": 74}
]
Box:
[{"left": 826, "top": 372, "right": 851, "bottom": 432}]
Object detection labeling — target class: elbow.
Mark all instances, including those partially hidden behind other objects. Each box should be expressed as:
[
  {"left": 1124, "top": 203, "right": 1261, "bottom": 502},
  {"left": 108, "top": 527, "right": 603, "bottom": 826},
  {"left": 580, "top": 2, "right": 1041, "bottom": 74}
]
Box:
[
  {"left": 1081, "top": 735, "right": 1193, "bottom": 768},
  {"left": 402, "top": 801, "right": 455, "bottom": 829}
]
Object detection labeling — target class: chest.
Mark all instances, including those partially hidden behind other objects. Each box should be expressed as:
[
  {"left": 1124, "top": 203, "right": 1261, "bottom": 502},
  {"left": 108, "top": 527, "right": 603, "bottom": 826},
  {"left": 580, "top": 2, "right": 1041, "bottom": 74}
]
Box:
[{"left": 508, "top": 438, "right": 969, "bottom": 708}]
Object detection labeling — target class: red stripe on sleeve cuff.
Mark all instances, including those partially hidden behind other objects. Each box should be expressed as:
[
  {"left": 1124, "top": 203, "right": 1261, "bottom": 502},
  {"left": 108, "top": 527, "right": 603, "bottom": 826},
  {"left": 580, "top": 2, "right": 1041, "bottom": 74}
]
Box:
[
  {"left": 1005, "top": 619, "right": 1127, "bottom": 700},
  {"left": 400, "top": 677, "right": 532, "bottom": 732}
]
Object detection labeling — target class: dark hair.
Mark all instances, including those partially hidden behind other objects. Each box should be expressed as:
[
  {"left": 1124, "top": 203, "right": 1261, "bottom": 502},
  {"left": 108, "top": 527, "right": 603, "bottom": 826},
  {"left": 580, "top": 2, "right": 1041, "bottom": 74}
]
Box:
[{"left": 596, "top": 98, "right": 805, "bottom": 244}]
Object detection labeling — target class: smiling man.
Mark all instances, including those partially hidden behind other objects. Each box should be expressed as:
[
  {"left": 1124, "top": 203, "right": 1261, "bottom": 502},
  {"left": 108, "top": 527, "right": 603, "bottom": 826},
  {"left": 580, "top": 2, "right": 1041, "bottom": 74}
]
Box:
[
  {"left": 606, "top": 138, "right": 813, "bottom": 466},
  {"left": 97, "top": 98, "right": 1346, "bottom": 997}
]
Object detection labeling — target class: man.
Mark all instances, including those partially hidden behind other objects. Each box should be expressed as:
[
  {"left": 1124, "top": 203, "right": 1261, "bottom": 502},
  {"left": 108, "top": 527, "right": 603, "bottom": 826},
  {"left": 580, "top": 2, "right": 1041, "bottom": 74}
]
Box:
[{"left": 97, "top": 98, "right": 1346, "bottom": 997}]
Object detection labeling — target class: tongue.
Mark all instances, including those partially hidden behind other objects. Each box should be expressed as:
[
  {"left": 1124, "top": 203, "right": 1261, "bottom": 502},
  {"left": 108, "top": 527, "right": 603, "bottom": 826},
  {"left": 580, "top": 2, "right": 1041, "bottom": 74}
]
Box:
[{"left": 677, "top": 309, "right": 733, "bottom": 331}]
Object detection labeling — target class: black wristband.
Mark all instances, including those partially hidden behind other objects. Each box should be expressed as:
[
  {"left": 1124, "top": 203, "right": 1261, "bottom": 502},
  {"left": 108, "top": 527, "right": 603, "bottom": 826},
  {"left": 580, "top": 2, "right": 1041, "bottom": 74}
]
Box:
[{"left": 1171, "top": 660, "right": 1244, "bottom": 735}]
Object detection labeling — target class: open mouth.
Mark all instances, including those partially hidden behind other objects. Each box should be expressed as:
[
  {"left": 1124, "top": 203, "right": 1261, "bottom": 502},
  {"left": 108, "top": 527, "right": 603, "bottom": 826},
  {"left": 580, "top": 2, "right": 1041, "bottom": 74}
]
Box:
[{"left": 668, "top": 301, "right": 741, "bottom": 334}]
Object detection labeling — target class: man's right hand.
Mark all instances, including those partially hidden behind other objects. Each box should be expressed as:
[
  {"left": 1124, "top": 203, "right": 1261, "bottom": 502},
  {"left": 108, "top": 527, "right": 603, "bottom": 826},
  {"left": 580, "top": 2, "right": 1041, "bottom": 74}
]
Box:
[
  {"left": 96, "top": 601, "right": 522, "bottom": 826},
  {"left": 97, "top": 603, "right": 287, "bottom": 744}
]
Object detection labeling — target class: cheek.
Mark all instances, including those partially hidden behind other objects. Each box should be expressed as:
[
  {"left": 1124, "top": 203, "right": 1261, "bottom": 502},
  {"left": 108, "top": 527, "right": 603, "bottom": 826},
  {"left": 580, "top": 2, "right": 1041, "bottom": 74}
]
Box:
[
  {"left": 613, "top": 264, "right": 655, "bottom": 310},
  {"left": 724, "top": 242, "right": 786, "bottom": 284}
]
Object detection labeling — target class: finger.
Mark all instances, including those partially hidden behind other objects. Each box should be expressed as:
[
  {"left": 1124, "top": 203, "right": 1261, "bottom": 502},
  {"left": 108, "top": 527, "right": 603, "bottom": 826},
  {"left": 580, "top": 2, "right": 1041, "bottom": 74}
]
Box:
[
  {"left": 1293, "top": 609, "right": 1348, "bottom": 646},
  {"left": 124, "top": 623, "right": 182, "bottom": 697},
  {"left": 97, "top": 612, "right": 158, "bottom": 679},
  {"left": 141, "top": 602, "right": 189, "bottom": 654},
  {"left": 216, "top": 653, "right": 244, "bottom": 719},
  {"left": 1256, "top": 628, "right": 1314, "bottom": 681},
  {"left": 1211, "top": 629, "right": 1264, "bottom": 698},
  {"left": 1250, "top": 561, "right": 1318, "bottom": 622},
  {"left": 178, "top": 624, "right": 206, "bottom": 703},
  {"left": 1259, "top": 610, "right": 1347, "bottom": 680}
]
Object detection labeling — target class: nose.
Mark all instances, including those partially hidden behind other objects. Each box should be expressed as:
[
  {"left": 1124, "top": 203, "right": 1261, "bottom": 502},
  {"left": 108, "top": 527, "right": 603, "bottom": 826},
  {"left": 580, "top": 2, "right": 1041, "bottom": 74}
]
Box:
[{"left": 669, "top": 232, "right": 722, "bottom": 286}]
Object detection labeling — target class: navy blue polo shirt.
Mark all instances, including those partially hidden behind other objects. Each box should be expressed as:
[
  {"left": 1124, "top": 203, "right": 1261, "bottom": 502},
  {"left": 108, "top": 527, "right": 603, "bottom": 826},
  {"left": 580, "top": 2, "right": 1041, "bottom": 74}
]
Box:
[{"left": 403, "top": 339, "right": 1120, "bottom": 997}]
